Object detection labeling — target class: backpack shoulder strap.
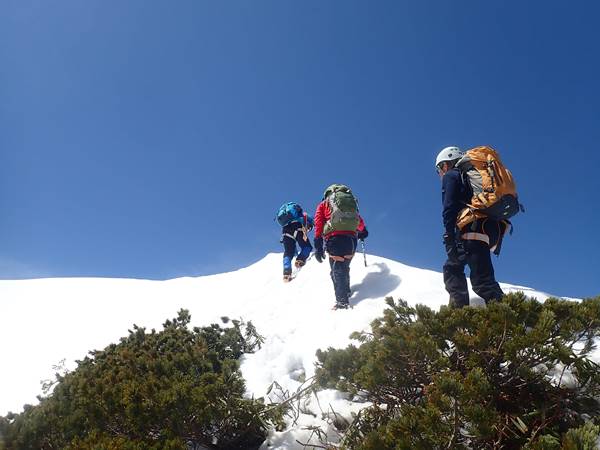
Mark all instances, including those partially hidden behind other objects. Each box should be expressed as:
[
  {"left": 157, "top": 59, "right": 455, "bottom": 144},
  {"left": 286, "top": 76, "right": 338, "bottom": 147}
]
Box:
[{"left": 459, "top": 170, "right": 472, "bottom": 195}]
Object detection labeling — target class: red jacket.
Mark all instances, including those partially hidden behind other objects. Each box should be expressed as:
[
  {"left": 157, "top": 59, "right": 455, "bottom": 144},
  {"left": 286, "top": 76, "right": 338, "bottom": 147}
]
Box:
[{"left": 313, "top": 200, "right": 366, "bottom": 239}]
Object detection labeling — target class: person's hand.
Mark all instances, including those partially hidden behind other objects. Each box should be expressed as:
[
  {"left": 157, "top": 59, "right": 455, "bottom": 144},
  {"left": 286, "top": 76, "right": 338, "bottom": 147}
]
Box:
[
  {"left": 357, "top": 228, "right": 368, "bottom": 240},
  {"left": 444, "top": 233, "right": 465, "bottom": 263},
  {"left": 314, "top": 237, "right": 324, "bottom": 263},
  {"left": 443, "top": 233, "right": 455, "bottom": 255}
]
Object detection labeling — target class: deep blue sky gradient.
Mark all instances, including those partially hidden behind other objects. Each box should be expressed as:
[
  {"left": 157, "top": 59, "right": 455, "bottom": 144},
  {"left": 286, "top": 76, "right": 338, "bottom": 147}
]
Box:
[{"left": 1, "top": 1, "right": 599, "bottom": 297}]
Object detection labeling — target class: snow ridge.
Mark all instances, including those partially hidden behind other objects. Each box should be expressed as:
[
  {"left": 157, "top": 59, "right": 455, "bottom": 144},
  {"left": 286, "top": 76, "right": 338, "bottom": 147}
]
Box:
[{"left": 0, "top": 253, "right": 561, "bottom": 447}]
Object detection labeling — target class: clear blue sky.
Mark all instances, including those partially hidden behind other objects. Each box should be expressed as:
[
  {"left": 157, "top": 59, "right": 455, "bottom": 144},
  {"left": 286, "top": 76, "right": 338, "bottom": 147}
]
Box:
[{"left": 1, "top": 1, "right": 599, "bottom": 298}]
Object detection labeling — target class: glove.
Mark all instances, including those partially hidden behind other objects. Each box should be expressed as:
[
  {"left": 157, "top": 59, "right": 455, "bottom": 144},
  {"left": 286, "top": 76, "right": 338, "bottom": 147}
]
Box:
[
  {"left": 315, "top": 252, "right": 324, "bottom": 263},
  {"left": 443, "top": 233, "right": 465, "bottom": 264},
  {"left": 314, "top": 237, "right": 325, "bottom": 263},
  {"left": 357, "top": 228, "right": 368, "bottom": 240}
]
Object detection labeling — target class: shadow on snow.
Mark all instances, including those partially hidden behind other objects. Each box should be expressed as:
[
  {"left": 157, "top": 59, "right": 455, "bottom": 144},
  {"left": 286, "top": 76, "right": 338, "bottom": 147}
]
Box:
[{"left": 350, "top": 262, "right": 401, "bottom": 306}]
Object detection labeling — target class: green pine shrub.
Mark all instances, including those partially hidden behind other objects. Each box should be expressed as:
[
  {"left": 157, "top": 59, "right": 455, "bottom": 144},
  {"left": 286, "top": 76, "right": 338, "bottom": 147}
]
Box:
[
  {"left": 316, "top": 293, "right": 600, "bottom": 449},
  {"left": 0, "top": 309, "right": 283, "bottom": 450}
]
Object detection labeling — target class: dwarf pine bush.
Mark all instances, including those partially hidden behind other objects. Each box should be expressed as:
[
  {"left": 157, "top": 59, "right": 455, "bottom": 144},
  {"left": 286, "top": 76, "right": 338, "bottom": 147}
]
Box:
[
  {"left": 0, "top": 309, "right": 283, "bottom": 450},
  {"left": 316, "top": 293, "right": 600, "bottom": 449}
]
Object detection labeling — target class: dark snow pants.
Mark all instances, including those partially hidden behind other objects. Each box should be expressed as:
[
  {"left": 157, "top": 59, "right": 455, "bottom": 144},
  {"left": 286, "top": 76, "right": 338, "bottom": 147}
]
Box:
[
  {"left": 282, "top": 222, "right": 312, "bottom": 274},
  {"left": 326, "top": 235, "right": 357, "bottom": 305},
  {"left": 443, "top": 239, "right": 504, "bottom": 308}
]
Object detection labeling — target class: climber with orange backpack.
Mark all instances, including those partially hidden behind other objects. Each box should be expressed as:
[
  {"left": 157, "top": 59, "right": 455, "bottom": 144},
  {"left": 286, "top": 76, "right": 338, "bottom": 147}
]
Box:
[{"left": 435, "top": 146, "right": 523, "bottom": 308}]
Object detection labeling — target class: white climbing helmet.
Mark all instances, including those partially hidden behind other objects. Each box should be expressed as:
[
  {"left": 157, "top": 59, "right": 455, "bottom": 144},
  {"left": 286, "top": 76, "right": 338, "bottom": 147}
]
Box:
[{"left": 435, "top": 146, "right": 463, "bottom": 170}]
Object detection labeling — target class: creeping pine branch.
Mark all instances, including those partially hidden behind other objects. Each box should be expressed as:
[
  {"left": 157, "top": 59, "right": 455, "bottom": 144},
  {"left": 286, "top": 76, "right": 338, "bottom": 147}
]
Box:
[
  {"left": 296, "top": 426, "right": 339, "bottom": 449},
  {"left": 262, "top": 376, "right": 318, "bottom": 424},
  {"left": 294, "top": 390, "right": 353, "bottom": 449},
  {"left": 567, "top": 319, "right": 597, "bottom": 353}
]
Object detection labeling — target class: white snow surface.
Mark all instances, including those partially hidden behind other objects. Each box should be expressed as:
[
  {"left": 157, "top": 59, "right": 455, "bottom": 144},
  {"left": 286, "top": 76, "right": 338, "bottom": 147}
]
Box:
[{"left": 0, "top": 253, "right": 594, "bottom": 448}]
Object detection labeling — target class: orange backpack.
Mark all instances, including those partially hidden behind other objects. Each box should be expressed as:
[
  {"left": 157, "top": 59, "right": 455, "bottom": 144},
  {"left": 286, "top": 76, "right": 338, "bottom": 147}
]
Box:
[{"left": 455, "top": 146, "right": 523, "bottom": 229}]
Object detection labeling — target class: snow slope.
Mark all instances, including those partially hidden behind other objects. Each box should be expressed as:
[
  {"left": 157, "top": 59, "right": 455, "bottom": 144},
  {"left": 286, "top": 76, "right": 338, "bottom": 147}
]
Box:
[{"left": 0, "top": 253, "right": 583, "bottom": 448}]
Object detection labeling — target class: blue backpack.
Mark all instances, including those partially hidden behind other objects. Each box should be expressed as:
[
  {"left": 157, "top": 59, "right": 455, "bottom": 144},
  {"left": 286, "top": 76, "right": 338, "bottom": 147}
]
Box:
[{"left": 276, "top": 202, "right": 303, "bottom": 226}]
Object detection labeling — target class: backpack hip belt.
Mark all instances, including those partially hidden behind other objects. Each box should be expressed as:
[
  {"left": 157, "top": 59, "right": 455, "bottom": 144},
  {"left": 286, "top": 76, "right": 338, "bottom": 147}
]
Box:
[
  {"left": 461, "top": 230, "right": 505, "bottom": 255},
  {"left": 461, "top": 232, "right": 490, "bottom": 245},
  {"left": 283, "top": 227, "right": 308, "bottom": 242}
]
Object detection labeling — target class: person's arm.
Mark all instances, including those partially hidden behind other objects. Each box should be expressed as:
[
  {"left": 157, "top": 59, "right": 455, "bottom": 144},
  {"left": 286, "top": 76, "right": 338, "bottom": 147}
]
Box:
[
  {"left": 306, "top": 214, "right": 314, "bottom": 230},
  {"left": 313, "top": 202, "right": 326, "bottom": 262},
  {"left": 357, "top": 215, "right": 368, "bottom": 240},
  {"left": 441, "top": 170, "right": 466, "bottom": 261},
  {"left": 313, "top": 202, "right": 326, "bottom": 239},
  {"left": 442, "top": 170, "right": 464, "bottom": 237}
]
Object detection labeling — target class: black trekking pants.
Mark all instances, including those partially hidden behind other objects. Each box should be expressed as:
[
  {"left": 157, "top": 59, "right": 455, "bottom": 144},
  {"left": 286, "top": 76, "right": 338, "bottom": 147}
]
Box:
[
  {"left": 326, "top": 235, "right": 357, "bottom": 305},
  {"left": 443, "top": 239, "right": 504, "bottom": 308}
]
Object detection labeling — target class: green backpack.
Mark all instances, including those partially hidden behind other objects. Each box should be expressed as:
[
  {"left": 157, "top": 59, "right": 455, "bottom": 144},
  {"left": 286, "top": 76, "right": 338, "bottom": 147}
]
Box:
[{"left": 323, "top": 184, "right": 360, "bottom": 235}]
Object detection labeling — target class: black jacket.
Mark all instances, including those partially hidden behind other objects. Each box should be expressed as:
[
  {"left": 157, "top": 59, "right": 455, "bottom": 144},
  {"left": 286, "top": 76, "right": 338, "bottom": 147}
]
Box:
[{"left": 441, "top": 168, "right": 471, "bottom": 236}]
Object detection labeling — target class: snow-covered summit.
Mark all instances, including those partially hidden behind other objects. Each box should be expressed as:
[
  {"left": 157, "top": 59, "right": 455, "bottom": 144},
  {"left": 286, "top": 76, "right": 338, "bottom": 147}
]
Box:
[{"left": 0, "top": 253, "right": 557, "bottom": 447}]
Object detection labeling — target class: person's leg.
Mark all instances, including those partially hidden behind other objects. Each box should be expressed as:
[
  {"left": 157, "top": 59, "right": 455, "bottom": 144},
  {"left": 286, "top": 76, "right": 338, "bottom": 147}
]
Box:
[
  {"left": 326, "top": 236, "right": 355, "bottom": 307},
  {"left": 282, "top": 235, "right": 296, "bottom": 279},
  {"left": 464, "top": 240, "right": 504, "bottom": 303},
  {"left": 341, "top": 258, "right": 352, "bottom": 301},
  {"left": 343, "top": 238, "right": 357, "bottom": 299},
  {"left": 443, "top": 255, "right": 470, "bottom": 308},
  {"left": 328, "top": 257, "right": 352, "bottom": 307},
  {"left": 295, "top": 231, "right": 312, "bottom": 266}
]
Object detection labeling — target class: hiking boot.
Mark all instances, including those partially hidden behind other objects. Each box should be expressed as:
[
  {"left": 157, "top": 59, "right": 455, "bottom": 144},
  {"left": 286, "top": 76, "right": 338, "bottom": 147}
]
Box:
[
  {"left": 332, "top": 302, "right": 350, "bottom": 310},
  {"left": 294, "top": 259, "right": 306, "bottom": 268},
  {"left": 449, "top": 297, "right": 469, "bottom": 308},
  {"left": 283, "top": 268, "right": 292, "bottom": 283}
]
